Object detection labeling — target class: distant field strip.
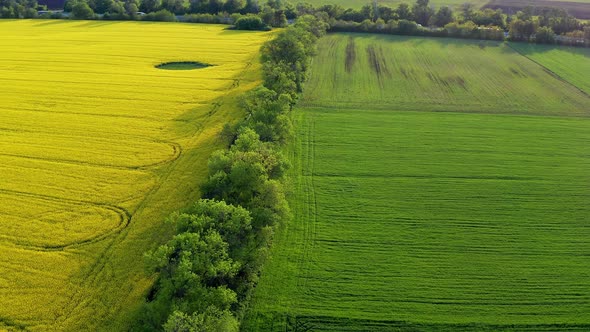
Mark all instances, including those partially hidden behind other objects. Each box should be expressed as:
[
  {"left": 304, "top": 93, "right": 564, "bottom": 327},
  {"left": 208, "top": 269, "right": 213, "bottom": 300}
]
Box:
[
  {"left": 246, "top": 34, "right": 590, "bottom": 331},
  {"left": 0, "top": 20, "right": 269, "bottom": 331}
]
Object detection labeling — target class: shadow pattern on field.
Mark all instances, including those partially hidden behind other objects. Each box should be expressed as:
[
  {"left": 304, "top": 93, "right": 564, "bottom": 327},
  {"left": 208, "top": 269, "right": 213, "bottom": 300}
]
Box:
[
  {"left": 506, "top": 42, "right": 590, "bottom": 98},
  {"left": 0, "top": 189, "right": 131, "bottom": 251}
]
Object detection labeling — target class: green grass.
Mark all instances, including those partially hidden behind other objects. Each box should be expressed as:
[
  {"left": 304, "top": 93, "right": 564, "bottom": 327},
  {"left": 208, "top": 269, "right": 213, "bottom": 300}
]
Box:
[
  {"left": 245, "top": 33, "right": 590, "bottom": 331},
  {"left": 508, "top": 43, "right": 590, "bottom": 95}
]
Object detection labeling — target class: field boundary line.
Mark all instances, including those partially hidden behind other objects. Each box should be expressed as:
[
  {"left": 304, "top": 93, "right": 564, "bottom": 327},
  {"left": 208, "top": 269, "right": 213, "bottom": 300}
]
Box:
[{"left": 506, "top": 42, "right": 590, "bottom": 98}]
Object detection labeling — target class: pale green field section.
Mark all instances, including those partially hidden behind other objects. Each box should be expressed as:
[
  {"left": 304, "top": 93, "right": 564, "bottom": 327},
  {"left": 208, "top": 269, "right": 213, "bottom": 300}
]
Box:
[
  {"left": 509, "top": 43, "right": 590, "bottom": 95},
  {"left": 0, "top": 20, "right": 270, "bottom": 331},
  {"left": 245, "top": 34, "right": 590, "bottom": 331}
]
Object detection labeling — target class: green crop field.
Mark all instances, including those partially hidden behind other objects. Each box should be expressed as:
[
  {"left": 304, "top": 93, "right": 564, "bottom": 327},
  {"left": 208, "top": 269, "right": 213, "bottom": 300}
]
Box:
[
  {"left": 0, "top": 20, "right": 270, "bottom": 331},
  {"left": 508, "top": 43, "right": 590, "bottom": 95},
  {"left": 245, "top": 34, "right": 590, "bottom": 331}
]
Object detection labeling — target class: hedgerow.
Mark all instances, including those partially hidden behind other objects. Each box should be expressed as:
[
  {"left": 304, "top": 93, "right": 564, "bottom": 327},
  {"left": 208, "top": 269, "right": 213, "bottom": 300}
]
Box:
[{"left": 134, "top": 13, "right": 329, "bottom": 332}]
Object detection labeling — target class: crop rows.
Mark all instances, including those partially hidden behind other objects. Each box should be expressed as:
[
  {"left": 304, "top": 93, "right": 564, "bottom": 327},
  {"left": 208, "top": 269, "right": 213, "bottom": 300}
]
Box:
[
  {"left": 0, "top": 20, "right": 269, "bottom": 331},
  {"left": 246, "top": 34, "right": 590, "bottom": 331},
  {"left": 302, "top": 35, "right": 589, "bottom": 116},
  {"left": 508, "top": 42, "right": 590, "bottom": 95}
]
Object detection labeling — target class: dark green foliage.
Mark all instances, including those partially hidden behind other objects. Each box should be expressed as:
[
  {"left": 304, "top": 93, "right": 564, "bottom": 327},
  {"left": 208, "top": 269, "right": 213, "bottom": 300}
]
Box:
[
  {"left": 509, "top": 19, "right": 538, "bottom": 41},
  {"left": 472, "top": 8, "right": 504, "bottom": 28},
  {"left": 412, "top": 0, "right": 433, "bottom": 25},
  {"left": 259, "top": 5, "right": 286, "bottom": 27},
  {"left": 260, "top": 14, "right": 328, "bottom": 98},
  {"left": 173, "top": 199, "right": 253, "bottom": 258},
  {"left": 395, "top": 3, "right": 412, "bottom": 20},
  {"left": 182, "top": 12, "right": 237, "bottom": 23},
  {"left": 0, "top": 0, "right": 38, "bottom": 18},
  {"left": 161, "top": 0, "right": 187, "bottom": 14},
  {"left": 137, "top": 200, "right": 252, "bottom": 331},
  {"left": 71, "top": 1, "right": 95, "bottom": 18},
  {"left": 163, "top": 308, "right": 239, "bottom": 332},
  {"left": 142, "top": 8, "right": 176, "bottom": 21},
  {"left": 430, "top": 5, "right": 453, "bottom": 27},
  {"left": 222, "top": 0, "right": 243, "bottom": 13},
  {"left": 397, "top": 18, "right": 419, "bottom": 33},
  {"left": 535, "top": 26, "right": 556, "bottom": 44},
  {"left": 136, "top": 14, "right": 327, "bottom": 332},
  {"left": 234, "top": 15, "right": 268, "bottom": 30},
  {"left": 140, "top": 0, "right": 161, "bottom": 13},
  {"left": 240, "top": 87, "right": 293, "bottom": 143},
  {"left": 202, "top": 129, "right": 290, "bottom": 230},
  {"left": 91, "top": 0, "right": 113, "bottom": 14}
]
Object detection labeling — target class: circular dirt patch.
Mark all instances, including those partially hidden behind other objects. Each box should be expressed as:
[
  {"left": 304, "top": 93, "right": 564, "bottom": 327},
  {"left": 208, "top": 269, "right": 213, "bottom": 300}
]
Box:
[{"left": 156, "top": 61, "right": 212, "bottom": 70}]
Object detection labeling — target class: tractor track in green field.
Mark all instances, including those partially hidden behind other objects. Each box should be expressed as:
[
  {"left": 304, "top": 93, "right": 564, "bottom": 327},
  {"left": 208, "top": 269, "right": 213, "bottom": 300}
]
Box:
[
  {"left": 507, "top": 42, "right": 590, "bottom": 98},
  {"left": 246, "top": 34, "right": 590, "bottom": 331}
]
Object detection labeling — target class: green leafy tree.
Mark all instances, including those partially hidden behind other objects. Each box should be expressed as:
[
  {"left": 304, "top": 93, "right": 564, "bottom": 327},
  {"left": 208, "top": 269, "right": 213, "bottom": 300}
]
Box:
[
  {"left": 241, "top": 86, "right": 293, "bottom": 143},
  {"left": 202, "top": 128, "right": 290, "bottom": 231},
  {"left": 430, "top": 6, "right": 453, "bottom": 27},
  {"left": 161, "top": 0, "right": 186, "bottom": 14},
  {"left": 71, "top": 1, "right": 95, "bottom": 19},
  {"left": 222, "top": 0, "right": 243, "bottom": 13},
  {"left": 140, "top": 0, "right": 161, "bottom": 13},
  {"left": 395, "top": 3, "right": 412, "bottom": 20},
  {"left": 535, "top": 26, "right": 555, "bottom": 44},
  {"left": 139, "top": 231, "right": 239, "bottom": 330},
  {"left": 163, "top": 308, "right": 238, "bottom": 332},
  {"left": 92, "top": 0, "right": 114, "bottom": 13},
  {"left": 171, "top": 199, "right": 253, "bottom": 258},
  {"left": 412, "top": 0, "right": 433, "bottom": 26},
  {"left": 509, "top": 19, "right": 537, "bottom": 41},
  {"left": 460, "top": 2, "right": 474, "bottom": 22}
]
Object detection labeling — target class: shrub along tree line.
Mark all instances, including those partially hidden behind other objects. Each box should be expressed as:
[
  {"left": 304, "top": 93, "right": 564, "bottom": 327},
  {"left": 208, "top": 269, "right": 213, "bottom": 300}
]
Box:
[
  {"left": 131, "top": 13, "right": 328, "bottom": 332},
  {"left": 325, "top": 0, "right": 589, "bottom": 45}
]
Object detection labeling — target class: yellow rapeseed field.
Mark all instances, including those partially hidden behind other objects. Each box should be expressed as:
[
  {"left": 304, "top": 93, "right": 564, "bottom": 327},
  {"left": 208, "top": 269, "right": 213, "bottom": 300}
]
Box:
[{"left": 0, "top": 20, "right": 270, "bottom": 331}]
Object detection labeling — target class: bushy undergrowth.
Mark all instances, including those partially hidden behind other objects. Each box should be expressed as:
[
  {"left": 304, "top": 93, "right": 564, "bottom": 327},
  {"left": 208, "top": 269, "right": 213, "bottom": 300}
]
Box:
[{"left": 134, "top": 14, "right": 328, "bottom": 332}]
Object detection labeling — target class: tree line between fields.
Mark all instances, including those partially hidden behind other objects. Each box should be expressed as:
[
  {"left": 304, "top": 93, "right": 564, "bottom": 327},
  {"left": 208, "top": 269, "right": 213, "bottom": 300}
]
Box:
[
  {"left": 2, "top": 0, "right": 590, "bottom": 46},
  {"left": 127, "top": 14, "right": 329, "bottom": 332}
]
